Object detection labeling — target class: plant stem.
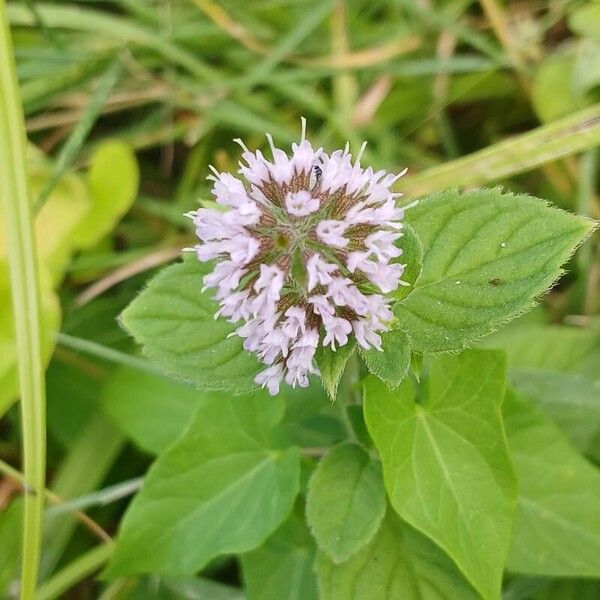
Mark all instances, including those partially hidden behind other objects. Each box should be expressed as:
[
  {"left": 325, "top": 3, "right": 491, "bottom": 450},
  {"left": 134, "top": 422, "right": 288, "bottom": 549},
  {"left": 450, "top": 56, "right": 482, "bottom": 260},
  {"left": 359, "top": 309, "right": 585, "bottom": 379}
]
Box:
[
  {"left": 36, "top": 543, "right": 114, "bottom": 600},
  {"left": 578, "top": 149, "right": 599, "bottom": 315},
  {"left": 330, "top": 0, "right": 356, "bottom": 125},
  {"left": 0, "top": 458, "right": 112, "bottom": 544},
  {"left": 45, "top": 476, "right": 143, "bottom": 517},
  {"left": 56, "top": 332, "right": 164, "bottom": 376},
  {"left": 399, "top": 103, "right": 600, "bottom": 198},
  {"left": 40, "top": 411, "right": 123, "bottom": 578},
  {"left": 0, "top": 3, "right": 46, "bottom": 599},
  {"left": 478, "top": 0, "right": 530, "bottom": 93}
]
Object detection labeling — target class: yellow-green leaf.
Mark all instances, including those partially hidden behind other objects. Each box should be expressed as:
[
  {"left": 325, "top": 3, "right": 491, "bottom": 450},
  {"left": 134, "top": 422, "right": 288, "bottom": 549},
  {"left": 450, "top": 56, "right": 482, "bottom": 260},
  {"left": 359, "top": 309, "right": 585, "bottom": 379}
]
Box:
[
  {"left": 395, "top": 189, "right": 594, "bottom": 352},
  {"left": 120, "top": 256, "right": 262, "bottom": 394},
  {"left": 306, "top": 443, "right": 385, "bottom": 563},
  {"left": 73, "top": 140, "right": 139, "bottom": 249},
  {"left": 364, "top": 350, "right": 516, "bottom": 600},
  {"left": 316, "top": 509, "right": 478, "bottom": 600},
  {"left": 106, "top": 390, "right": 300, "bottom": 576},
  {"left": 504, "top": 390, "right": 600, "bottom": 577}
]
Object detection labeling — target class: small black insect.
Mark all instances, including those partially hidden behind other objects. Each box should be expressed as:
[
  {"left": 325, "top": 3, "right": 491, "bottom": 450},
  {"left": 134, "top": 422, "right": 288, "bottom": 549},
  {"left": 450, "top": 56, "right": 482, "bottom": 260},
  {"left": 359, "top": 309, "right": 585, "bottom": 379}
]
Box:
[{"left": 313, "top": 164, "right": 322, "bottom": 181}]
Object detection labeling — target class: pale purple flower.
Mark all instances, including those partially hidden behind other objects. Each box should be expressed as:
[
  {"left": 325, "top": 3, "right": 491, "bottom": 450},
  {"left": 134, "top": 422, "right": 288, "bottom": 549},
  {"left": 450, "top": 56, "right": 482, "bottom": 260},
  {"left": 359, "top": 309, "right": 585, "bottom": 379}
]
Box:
[
  {"left": 322, "top": 315, "right": 353, "bottom": 350},
  {"left": 259, "top": 327, "right": 290, "bottom": 363},
  {"left": 214, "top": 289, "right": 252, "bottom": 321},
  {"left": 285, "top": 329, "right": 319, "bottom": 388},
  {"left": 255, "top": 363, "right": 285, "bottom": 395},
  {"left": 353, "top": 319, "right": 383, "bottom": 351},
  {"left": 364, "top": 230, "right": 403, "bottom": 262},
  {"left": 202, "top": 260, "right": 245, "bottom": 296},
  {"left": 316, "top": 220, "right": 349, "bottom": 248},
  {"left": 359, "top": 260, "right": 404, "bottom": 294},
  {"left": 327, "top": 277, "right": 370, "bottom": 314},
  {"left": 254, "top": 265, "right": 284, "bottom": 300},
  {"left": 208, "top": 170, "right": 249, "bottom": 209},
  {"left": 282, "top": 306, "right": 307, "bottom": 339},
  {"left": 306, "top": 254, "right": 337, "bottom": 291},
  {"left": 308, "top": 294, "right": 335, "bottom": 318},
  {"left": 291, "top": 138, "right": 322, "bottom": 173},
  {"left": 188, "top": 120, "right": 409, "bottom": 394},
  {"left": 285, "top": 190, "right": 320, "bottom": 217},
  {"left": 346, "top": 251, "right": 369, "bottom": 274}
]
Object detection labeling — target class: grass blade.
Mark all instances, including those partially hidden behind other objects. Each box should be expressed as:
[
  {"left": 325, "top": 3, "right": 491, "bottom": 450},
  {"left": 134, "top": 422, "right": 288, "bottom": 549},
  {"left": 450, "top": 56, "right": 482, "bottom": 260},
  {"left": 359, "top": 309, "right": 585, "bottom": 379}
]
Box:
[
  {"left": 0, "top": 2, "right": 46, "bottom": 598},
  {"left": 40, "top": 412, "right": 124, "bottom": 578},
  {"left": 400, "top": 103, "right": 600, "bottom": 198},
  {"left": 56, "top": 333, "right": 164, "bottom": 376},
  {"left": 34, "top": 58, "right": 122, "bottom": 211},
  {"left": 238, "top": 0, "right": 333, "bottom": 89},
  {"left": 7, "top": 2, "right": 217, "bottom": 81},
  {"left": 20, "top": 55, "right": 109, "bottom": 115},
  {"left": 36, "top": 544, "right": 113, "bottom": 600},
  {"left": 45, "top": 477, "right": 144, "bottom": 518}
]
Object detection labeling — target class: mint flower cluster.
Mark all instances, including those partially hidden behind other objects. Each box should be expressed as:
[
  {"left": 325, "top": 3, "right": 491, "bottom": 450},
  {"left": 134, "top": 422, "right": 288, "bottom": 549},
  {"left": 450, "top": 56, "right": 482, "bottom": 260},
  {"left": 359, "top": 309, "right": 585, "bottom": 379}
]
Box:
[{"left": 187, "top": 123, "right": 409, "bottom": 394}]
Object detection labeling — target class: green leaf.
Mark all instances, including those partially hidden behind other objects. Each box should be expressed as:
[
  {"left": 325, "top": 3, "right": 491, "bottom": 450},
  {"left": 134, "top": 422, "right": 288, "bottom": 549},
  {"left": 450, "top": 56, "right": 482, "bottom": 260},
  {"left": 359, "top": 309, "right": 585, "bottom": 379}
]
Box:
[
  {"left": 125, "top": 576, "right": 245, "bottom": 599},
  {"left": 483, "top": 323, "right": 600, "bottom": 459},
  {"left": 306, "top": 443, "right": 385, "bottom": 563},
  {"left": 394, "top": 188, "right": 594, "bottom": 352},
  {"left": 531, "top": 579, "right": 600, "bottom": 600},
  {"left": 102, "top": 366, "right": 199, "bottom": 455},
  {"left": 315, "top": 338, "right": 356, "bottom": 400},
  {"left": 504, "top": 390, "right": 600, "bottom": 577},
  {"left": 392, "top": 222, "right": 422, "bottom": 302},
  {"left": 73, "top": 140, "right": 139, "bottom": 249},
  {"left": 360, "top": 329, "right": 411, "bottom": 388},
  {"left": 0, "top": 264, "right": 60, "bottom": 416},
  {"left": 509, "top": 369, "right": 600, "bottom": 458},
  {"left": 345, "top": 404, "right": 373, "bottom": 448},
  {"left": 46, "top": 360, "right": 101, "bottom": 448},
  {"left": 242, "top": 510, "right": 318, "bottom": 600},
  {"left": 120, "top": 256, "right": 262, "bottom": 394},
  {"left": 277, "top": 380, "right": 345, "bottom": 448},
  {"left": 569, "top": 2, "right": 600, "bottom": 40},
  {"left": 315, "top": 509, "right": 478, "bottom": 600},
  {"left": 574, "top": 39, "right": 600, "bottom": 96},
  {"left": 26, "top": 152, "right": 91, "bottom": 282},
  {"left": 532, "top": 53, "right": 585, "bottom": 122},
  {"left": 1, "top": 148, "right": 90, "bottom": 284},
  {"left": 502, "top": 576, "right": 600, "bottom": 600},
  {"left": 482, "top": 323, "right": 600, "bottom": 374},
  {"left": 106, "top": 390, "right": 300, "bottom": 576},
  {"left": 364, "top": 349, "right": 515, "bottom": 600},
  {"left": 0, "top": 500, "right": 22, "bottom": 597}
]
